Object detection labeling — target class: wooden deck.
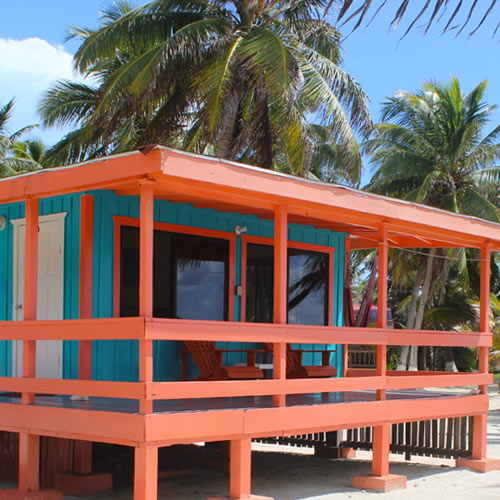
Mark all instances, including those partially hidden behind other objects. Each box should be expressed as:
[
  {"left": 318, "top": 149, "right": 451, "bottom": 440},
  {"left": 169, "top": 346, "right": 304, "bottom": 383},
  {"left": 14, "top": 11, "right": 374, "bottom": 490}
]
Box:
[{"left": 0, "top": 389, "right": 466, "bottom": 414}]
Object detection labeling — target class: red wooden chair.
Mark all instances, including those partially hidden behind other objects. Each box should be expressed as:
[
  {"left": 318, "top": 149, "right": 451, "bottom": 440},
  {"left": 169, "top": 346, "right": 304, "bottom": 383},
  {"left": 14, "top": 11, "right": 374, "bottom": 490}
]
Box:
[
  {"left": 182, "top": 341, "right": 264, "bottom": 380},
  {"left": 265, "top": 343, "right": 337, "bottom": 378}
]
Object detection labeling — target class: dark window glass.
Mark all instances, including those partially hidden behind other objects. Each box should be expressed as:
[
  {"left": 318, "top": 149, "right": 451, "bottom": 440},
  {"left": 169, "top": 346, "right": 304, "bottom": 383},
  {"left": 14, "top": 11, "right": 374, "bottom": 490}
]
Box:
[
  {"left": 287, "top": 248, "right": 328, "bottom": 326},
  {"left": 119, "top": 226, "right": 228, "bottom": 320},
  {"left": 245, "top": 243, "right": 329, "bottom": 326},
  {"left": 175, "top": 234, "right": 228, "bottom": 321},
  {"left": 246, "top": 244, "right": 274, "bottom": 323}
]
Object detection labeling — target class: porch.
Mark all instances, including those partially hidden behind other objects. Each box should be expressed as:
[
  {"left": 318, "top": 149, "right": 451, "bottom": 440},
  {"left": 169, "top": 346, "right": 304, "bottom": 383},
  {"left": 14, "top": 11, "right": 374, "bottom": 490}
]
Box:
[{"left": 1, "top": 147, "right": 500, "bottom": 499}]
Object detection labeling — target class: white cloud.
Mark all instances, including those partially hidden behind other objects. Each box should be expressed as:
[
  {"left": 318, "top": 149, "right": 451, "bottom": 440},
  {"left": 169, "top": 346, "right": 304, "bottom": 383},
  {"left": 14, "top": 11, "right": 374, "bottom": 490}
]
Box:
[{"left": 0, "top": 38, "right": 81, "bottom": 145}]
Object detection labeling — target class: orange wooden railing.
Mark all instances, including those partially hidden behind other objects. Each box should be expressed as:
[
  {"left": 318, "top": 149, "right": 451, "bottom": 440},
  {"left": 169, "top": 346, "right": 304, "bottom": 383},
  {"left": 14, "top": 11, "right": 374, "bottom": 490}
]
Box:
[{"left": 0, "top": 317, "right": 492, "bottom": 410}]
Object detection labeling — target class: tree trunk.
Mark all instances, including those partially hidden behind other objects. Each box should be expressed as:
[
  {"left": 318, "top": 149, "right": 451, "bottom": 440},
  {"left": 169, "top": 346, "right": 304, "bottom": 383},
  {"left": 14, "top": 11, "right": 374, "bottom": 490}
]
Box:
[
  {"left": 397, "top": 265, "right": 425, "bottom": 370},
  {"left": 408, "top": 249, "right": 436, "bottom": 371}
]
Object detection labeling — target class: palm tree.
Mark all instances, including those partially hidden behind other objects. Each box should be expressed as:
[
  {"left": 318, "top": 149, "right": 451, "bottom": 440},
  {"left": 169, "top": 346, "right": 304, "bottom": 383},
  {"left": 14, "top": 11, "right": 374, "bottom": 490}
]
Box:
[
  {"left": 364, "top": 78, "right": 500, "bottom": 369},
  {"left": 333, "top": 1, "right": 499, "bottom": 39},
  {"left": 0, "top": 100, "right": 42, "bottom": 177},
  {"left": 39, "top": 0, "right": 372, "bottom": 180}
]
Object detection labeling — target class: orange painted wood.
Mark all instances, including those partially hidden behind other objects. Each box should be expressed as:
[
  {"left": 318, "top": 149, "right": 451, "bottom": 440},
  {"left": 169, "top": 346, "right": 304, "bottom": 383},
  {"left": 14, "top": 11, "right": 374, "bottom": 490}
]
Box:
[
  {"left": 0, "top": 318, "right": 145, "bottom": 340},
  {"left": 112, "top": 216, "right": 237, "bottom": 320},
  {"left": 479, "top": 245, "right": 491, "bottom": 395},
  {"left": 22, "top": 198, "right": 39, "bottom": 406},
  {"left": 230, "top": 439, "right": 251, "bottom": 499},
  {"left": 18, "top": 433, "right": 39, "bottom": 493},
  {"left": 273, "top": 205, "right": 287, "bottom": 406},
  {"left": 144, "top": 318, "right": 492, "bottom": 347},
  {"left": 156, "top": 149, "right": 500, "bottom": 247},
  {"left": 0, "top": 404, "right": 144, "bottom": 446},
  {"left": 146, "top": 372, "right": 490, "bottom": 400},
  {"left": 472, "top": 413, "right": 488, "bottom": 460},
  {"left": 134, "top": 445, "right": 158, "bottom": 500},
  {"left": 372, "top": 424, "right": 390, "bottom": 476},
  {"left": 79, "top": 195, "right": 94, "bottom": 380},
  {"left": 0, "top": 150, "right": 163, "bottom": 204},
  {"left": 0, "top": 377, "right": 145, "bottom": 399},
  {"left": 144, "top": 394, "right": 488, "bottom": 445},
  {"left": 73, "top": 441, "right": 92, "bottom": 475},
  {"left": 377, "top": 225, "right": 388, "bottom": 401}
]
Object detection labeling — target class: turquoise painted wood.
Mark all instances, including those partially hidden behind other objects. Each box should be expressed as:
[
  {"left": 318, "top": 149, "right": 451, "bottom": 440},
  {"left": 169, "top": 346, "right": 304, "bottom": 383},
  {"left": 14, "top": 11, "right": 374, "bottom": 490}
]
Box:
[
  {"left": 87, "top": 191, "right": 346, "bottom": 382},
  {"left": 0, "top": 190, "right": 345, "bottom": 383},
  {"left": 0, "top": 195, "right": 82, "bottom": 378}
]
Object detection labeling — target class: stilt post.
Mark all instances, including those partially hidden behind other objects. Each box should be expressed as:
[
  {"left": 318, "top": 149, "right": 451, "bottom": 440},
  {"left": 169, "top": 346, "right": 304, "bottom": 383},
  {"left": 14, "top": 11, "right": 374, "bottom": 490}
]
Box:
[{"left": 134, "top": 445, "right": 158, "bottom": 500}]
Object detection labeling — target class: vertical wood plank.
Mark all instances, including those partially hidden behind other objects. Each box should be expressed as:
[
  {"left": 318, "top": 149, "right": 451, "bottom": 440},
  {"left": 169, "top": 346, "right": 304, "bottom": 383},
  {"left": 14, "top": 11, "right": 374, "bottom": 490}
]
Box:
[{"left": 273, "top": 205, "right": 287, "bottom": 406}]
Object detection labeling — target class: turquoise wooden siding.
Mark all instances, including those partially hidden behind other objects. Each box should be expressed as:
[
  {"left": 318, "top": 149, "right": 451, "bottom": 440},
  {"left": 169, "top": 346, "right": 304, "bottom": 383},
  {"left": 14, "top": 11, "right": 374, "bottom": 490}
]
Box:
[
  {"left": 0, "top": 195, "right": 82, "bottom": 377},
  {"left": 85, "top": 190, "right": 345, "bottom": 382},
  {"left": 0, "top": 190, "right": 345, "bottom": 382}
]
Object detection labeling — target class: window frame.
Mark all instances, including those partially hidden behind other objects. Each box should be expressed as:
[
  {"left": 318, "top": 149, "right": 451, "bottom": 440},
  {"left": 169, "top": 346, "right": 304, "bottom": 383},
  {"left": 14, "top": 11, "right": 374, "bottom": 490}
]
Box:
[
  {"left": 240, "top": 235, "right": 334, "bottom": 326},
  {"left": 113, "top": 216, "right": 236, "bottom": 320}
]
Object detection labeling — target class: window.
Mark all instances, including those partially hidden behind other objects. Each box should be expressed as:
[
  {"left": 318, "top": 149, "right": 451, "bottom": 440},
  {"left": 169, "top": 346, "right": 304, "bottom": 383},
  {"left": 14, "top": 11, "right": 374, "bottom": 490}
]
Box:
[
  {"left": 245, "top": 243, "right": 329, "bottom": 325},
  {"left": 119, "top": 226, "right": 229, "bottom": 320}
]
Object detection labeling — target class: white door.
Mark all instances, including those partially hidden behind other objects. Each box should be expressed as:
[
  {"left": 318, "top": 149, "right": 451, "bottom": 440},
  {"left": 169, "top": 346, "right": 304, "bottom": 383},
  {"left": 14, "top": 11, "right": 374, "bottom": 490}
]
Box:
[{"left": 12, "top": 213, "right": 66, "bottom": 379}]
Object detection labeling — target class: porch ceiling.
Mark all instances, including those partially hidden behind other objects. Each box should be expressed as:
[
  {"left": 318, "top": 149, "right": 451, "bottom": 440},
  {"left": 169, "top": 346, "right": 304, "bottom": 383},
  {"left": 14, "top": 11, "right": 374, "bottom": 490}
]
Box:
[{"left": 1, "top": 145, "right": 500, "bottom": 249}]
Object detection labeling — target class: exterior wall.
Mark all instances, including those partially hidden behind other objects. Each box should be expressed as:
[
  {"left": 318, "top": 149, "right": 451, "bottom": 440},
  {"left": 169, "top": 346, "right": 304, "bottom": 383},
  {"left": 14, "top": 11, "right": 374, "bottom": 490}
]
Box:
[
  {"left": 0, "top": 190, "right": 346, "bottom": 382},
  {"left": 0, "top": 195, "right": 82, "bottom": 377}
]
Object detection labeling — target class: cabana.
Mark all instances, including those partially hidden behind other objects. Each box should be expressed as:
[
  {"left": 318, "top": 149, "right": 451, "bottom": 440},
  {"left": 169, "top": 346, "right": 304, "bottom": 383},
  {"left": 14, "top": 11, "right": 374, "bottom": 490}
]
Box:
[{"left": 0, "top": 146, "right": 498, "bottom": 500}]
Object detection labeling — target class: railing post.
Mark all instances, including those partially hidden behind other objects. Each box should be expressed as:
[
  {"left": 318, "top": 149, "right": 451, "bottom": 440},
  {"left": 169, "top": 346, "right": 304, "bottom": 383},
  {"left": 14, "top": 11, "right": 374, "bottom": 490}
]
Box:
[
  {"left": 273, "top": 205, "right": 287, "bottom": 407},
  {"left": 343, "top": 237, "right": 350, "bottom": 377},
  {"left": 139, "top": 182, "right": 154, "bottom": 414},
  {"left": 479, "top": 245, "right": 491, "bottom": 395},
  {"left": 79, "top": 194, "right": 94, "bottom": 380},
  {"left": 20, "top": 196, "right": 40, "bottom": 493},
  {"left": 377, "top": 224, "right": 388, "bottom": 400}
]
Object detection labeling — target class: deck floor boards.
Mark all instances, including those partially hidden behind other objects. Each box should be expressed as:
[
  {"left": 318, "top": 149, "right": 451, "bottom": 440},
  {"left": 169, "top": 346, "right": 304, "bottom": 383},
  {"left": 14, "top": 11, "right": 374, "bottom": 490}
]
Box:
[{"left": 0, "top": 389, "right": 463, "bottom": 415}]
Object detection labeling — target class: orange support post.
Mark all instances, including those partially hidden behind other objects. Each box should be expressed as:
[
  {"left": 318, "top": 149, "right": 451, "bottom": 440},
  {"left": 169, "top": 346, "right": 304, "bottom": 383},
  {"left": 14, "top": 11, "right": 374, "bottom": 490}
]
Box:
[
  {"left": 79, "top": 195, "right": 93, "bottom": 380},
  {"left": 352, "top": 423, "right": 406, "bottom": 492},
  {"left": 479, "top": 245, "right": 491, "bottom": 394},
  {"left": 456, "top": 244, "right": 500, "bottom": 473},
  {"left": 139, "top": 183, "right": 154, "bottom": 414},
  {"left": 344, "top": 237, "right": 350, "bottom": 377},
  {"left": 208, "top": 438, "right": 273, "bottom": 500},
  {"left": 22, "top": 197, "right": 39, "bottom": 405},
  {"left": 273, "top": 205, "right": 287, "bottom": 407},
  {"left": 134, "top": 445, "right": 158, "bottom": 500},
  {"left": 17, "top": 198, "right": 42, "bottom": 497},
  {"left": 376, "top": 224, "right": 388, "bottom": 400}
]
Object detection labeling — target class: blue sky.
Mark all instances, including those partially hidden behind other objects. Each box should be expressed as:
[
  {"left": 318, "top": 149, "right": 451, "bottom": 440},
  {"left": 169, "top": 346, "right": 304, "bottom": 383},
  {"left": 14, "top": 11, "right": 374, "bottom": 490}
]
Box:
[{"left": 2, "top": 1, "right": 500, "bottom": 180}]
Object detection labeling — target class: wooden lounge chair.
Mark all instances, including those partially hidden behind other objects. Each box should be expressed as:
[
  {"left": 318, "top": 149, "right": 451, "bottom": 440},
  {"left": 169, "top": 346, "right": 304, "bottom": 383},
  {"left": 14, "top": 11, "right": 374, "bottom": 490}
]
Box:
[
  {"left": 265, "top": 343, "right": 337, "bottom": 378},
  {"left": 182, "top": 341, "right": 264, "bottom": 380}
]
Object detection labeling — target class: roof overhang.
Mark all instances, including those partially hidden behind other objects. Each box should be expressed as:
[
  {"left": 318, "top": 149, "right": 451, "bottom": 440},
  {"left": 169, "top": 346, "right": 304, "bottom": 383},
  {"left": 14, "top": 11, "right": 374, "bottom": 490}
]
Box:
[{"left": 1, "top": 146, "right": 499, "bottom": 250}]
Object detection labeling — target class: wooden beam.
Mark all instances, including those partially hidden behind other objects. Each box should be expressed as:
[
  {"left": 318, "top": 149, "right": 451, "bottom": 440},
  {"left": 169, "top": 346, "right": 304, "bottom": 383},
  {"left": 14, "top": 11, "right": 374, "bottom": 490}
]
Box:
[
  {"left": 479, "top": 245, "right": 491, "bottom": 395},
  {"left": 273, "top": 205, "right": 287, "bottom": 406},
  {"left": 134, "top": 445, "right": 158, "bottom": 500},
  {"left": 22, "top": 197, "right": 38, "bottom": 405},
  {"left": 139, "top": 183, "right": 154, "bottom": 414},
  {"left": 79, "top": 194, "right": 94, "bottom": 380},
  {"left": 377, "top": 225, "right": 388, "bottom": 400}
]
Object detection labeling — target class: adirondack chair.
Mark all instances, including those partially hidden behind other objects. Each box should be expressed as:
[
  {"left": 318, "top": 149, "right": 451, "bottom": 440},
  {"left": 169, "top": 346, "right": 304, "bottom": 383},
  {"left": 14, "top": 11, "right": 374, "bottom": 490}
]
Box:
[
  {"left": 265, "top": 343, "right": 337, "bottom": 378},
  {"left": 182, "top": 341, "right": 264, "bottom": 380}
]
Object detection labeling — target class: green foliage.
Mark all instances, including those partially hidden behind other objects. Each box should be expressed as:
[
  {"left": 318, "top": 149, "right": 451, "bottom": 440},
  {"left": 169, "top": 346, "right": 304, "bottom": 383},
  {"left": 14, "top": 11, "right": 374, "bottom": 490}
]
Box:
[
  {"left": 0, "top": 99, "right": 45, "bottom": 177},
  {"left": 39, "top": 0, "right": 372, "bottom": 182}
]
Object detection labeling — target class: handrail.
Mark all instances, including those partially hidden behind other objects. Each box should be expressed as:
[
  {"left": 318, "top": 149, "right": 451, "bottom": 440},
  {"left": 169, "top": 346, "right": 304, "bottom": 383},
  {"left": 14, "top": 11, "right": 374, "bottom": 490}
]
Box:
[
  {"left": 0, "top": 372, "right": 491, "bottom": 402},
  {"left": 0, "top": 317, "right": 491, "bottom": 348}
]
